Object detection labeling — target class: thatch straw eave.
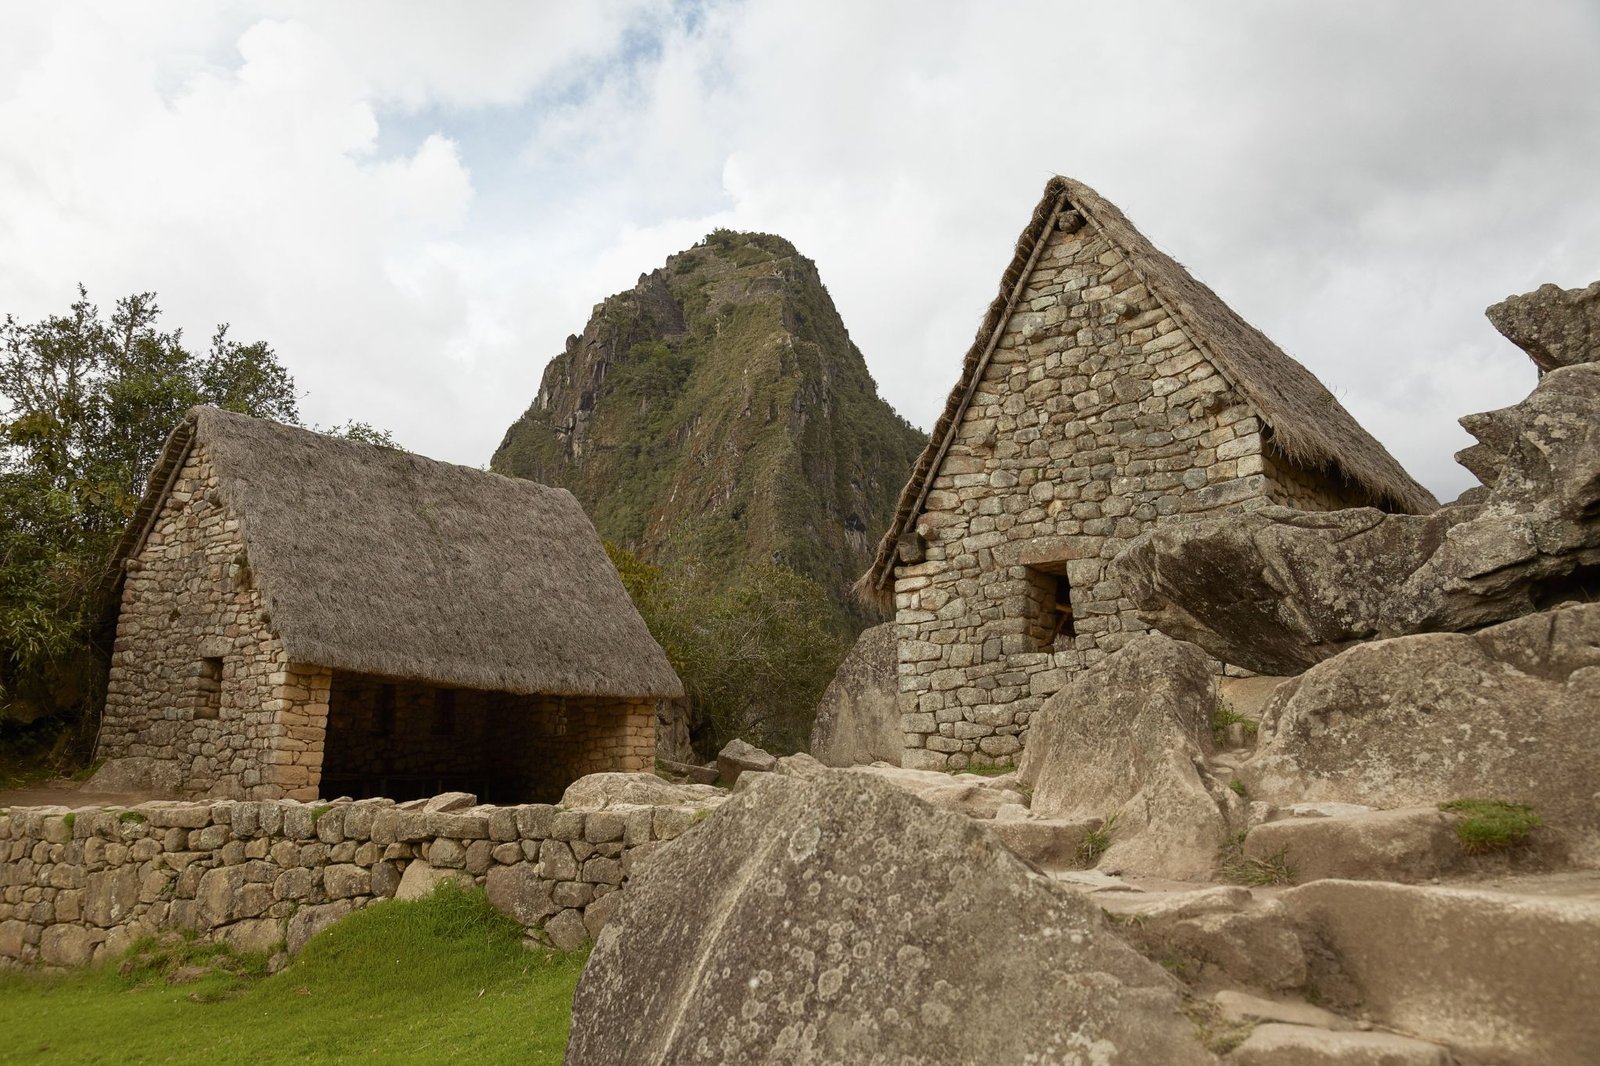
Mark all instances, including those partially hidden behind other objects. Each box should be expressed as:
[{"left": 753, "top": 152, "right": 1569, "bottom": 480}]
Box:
[
  {"left": 117, "top": 407, "right": 684, "bottom": 701},
  {"left": 859, "top": 176, "right": 1439, "bottom": 601}
]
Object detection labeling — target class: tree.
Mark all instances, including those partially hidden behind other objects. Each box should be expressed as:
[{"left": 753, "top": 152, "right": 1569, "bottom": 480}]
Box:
[
  {"left": 0, "top": 288, "right": 305, "bottom": 757},
  {"left": 607, "top": 545, "right": 847, "bottom": 755}
]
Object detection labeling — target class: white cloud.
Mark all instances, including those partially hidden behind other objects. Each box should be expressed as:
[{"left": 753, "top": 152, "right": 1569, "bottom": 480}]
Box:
[{"left": 1, "top": 0, "right": 1596, "bottom": 497}]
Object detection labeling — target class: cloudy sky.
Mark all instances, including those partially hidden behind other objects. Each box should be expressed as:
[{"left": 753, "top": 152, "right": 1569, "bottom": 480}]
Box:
[{"left": 2, "top": 2, "right": 1596, "bottom": 501}]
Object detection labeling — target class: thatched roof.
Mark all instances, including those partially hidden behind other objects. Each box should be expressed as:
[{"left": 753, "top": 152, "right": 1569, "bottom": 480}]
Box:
[
  {"left": 117, "top": 407, "right": 683, "bottom": 700},
  {"left": 861, "top": 176, "right": 1438, "bottom": 596}
]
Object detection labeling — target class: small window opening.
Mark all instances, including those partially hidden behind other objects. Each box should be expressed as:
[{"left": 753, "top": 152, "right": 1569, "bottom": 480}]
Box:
[
  {"left": 196, "top": 657, "right": 223, "bottom": 719},
  {"left": 432, "top": 689, "right": 457, "bottom": 736},
  {"left": 374, "top": 684, "right": 396, "bottom": 736},
  {"left": 1025, "top": 566, "right": 1075, "bottom": 650}
]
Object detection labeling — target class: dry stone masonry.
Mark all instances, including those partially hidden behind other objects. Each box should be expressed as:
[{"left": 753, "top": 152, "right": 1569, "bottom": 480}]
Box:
[
  {"left": 0, "top": 788, "right": 711, "bottom": 969},
  {"left": 94, "top": 407, "right": 676, "bottom": 804},
  {"left": 874, "top": 177, "right": 1428, "bottom": 772},
  {"left": 99, "top": 444, "right": 320, "bottom": 799}
]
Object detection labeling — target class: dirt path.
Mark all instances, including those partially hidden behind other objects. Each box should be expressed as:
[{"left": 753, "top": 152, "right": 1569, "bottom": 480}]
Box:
[{"left": 0, "top": 779, "right": 171, "bottom": 809}]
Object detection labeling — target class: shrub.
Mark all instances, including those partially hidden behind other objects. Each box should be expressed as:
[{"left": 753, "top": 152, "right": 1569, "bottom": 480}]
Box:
[{"left": 1210, "top": 700, "right": 1258, "bottom": 745}]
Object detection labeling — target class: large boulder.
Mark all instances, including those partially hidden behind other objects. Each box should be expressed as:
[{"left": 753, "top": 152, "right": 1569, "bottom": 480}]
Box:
[
  {"left": 559, "top": 772, "right": 724, "bottom": 810},
  {"left": 1018, "top": 633, "right": 1228, "bottom": 879},
  {"left": 840, "top": 764, "right": 1026, "bottom": 819},
  {"left": 81, "top": 757, "right": 183, "bottom": 796},
  {"left": 567, "top": 771, "right": 1211, "bottom": 1065},
  {"left": 809, "top": 623, "right": 901, "bottom": 767},
  {"left": 715, "top": 738, "right": 777, "bottom": 786},
  {"left": 1117, "top": 363, "right": 1600, "bottom": 674},
  {"left": 1240, "top": 602, "right": 1600, "bottom": 863},
  {"left": 1485, "top": 278, "right": 1600, "bottom": 375}
]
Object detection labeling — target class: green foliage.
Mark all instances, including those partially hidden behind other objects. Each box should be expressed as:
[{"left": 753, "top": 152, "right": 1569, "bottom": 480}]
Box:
[
  {"left": 607, "top": 543, "right": 846, "bottom": 754},
  {"left": 1076, "top": 811, "right": 1120, "bottom": 867},
  {"left": 1440, "top": 799, "right": 1542, "bottom": 853},
  {"left": 0, "top": 289, "right": 301, "bottom": 744},
  {"left": 952, "top": 762, "right": 1012, "bottom": 778},
  {"left": 1229, "top": 778, "right": 1248, "bottom": 798},
  {"left": 309, "top": 804, "right": 332, "bottom": 826},
  {"left": 118, "top": 810, "right": 146, "bottom": 824},
  {"left": 1210, "top": 700, "right": 1258, "bottom": 745},
  {"left": 317, "top": 420, "right": 402, "bottom": 449},
  {"left": 0, "top": 883, "right": 584, "bottom": 1064}
]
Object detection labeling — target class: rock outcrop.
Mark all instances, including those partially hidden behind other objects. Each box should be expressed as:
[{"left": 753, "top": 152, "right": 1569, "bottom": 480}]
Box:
[
  {"left": 1486, "top": 278, "right": 1600, "bottom": 375},
  {"left": 1115, "top": 361, "right": 1600, "bottom": 674},
  {"left": 1018, "top": 633, "right": 1228, "bottom": 880},
  {"left": 1240, "top": 602, "right": 1600, "bottom": 861},
  {"left": 808, "top": 623, "right": 900, "bottom": 767},
  {"left": 566, "top": 771, "right": 1211, "bottom": 1065}
]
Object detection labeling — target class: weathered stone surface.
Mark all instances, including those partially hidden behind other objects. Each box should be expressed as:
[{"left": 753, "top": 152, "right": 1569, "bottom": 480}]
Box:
[
  {"left": 1486, "top": 278, "right": 1600, "bottom": 375},
  {"left": 984, "top": 817, "right": 1101, "bottom": 869},
  {"left": 1245, "top": 808, "right": 1463, "bottom": 884},
  {"left": 286, "top": 900, "right": 353, "bottom": 954},
  {"left": 393, "top": 860, "right": 468, "bottom": 902},
  {"left": 484, "top": 864, "right": 556, "bottom": 926},
  {"left": 422, "top": 792, "right": 477, "bottom": 813},
  {"left": 1231, "top": 1024, "right": 1454, "bottom": 1066},
  {"left": 1113, "top": 890, "right": 1308, "bottom": 994},
  {"left": 1242, "top": 603, "right": 1600, "bottom": 862},
  {"left": 809, "top": 623, "right": 900, "bottom": 767},
  {"left": 82, "top": 757, "right": 184, "bottom": 797},
  {"left": 715, "top": 738, "right": 777, "bottom": 787},
  {"left": 559, "top": 773, "right": 723, "bottom": 810},
  {"left": 841, "top": 765, "right": 1026, "bottom": 819},
  {"left": 1282, "top": 879, "right": 1600, "bottom": 1066},
  {"left": 568, "top": 771, "right": 1210, "bottom": 1065},
  {"left": 1018, "top": 634, "right": 1225, "bottom": 879},
  {"left": 543, "top": 908, "right": 588, "bottom": 952},
  {"left": 1211, "top": 989, "right": 1350, "bottom": 1031},
  {"left": 39, "top": 924, "right": 98, "bottom": 967},
  {"left": 1118, "top": 364, "right": 1600, "bottom": 673}
]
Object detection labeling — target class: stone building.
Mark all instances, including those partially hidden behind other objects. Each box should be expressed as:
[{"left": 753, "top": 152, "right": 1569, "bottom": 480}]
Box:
[
  {"left": 97, "top": 407, "right": 682, "bottom": 803},
  {"left": 858, "top": 176, "right": 1437, "bottom": 772}
]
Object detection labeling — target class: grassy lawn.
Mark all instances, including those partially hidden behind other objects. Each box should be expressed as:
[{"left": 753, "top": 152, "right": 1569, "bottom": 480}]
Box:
[{"left": 0, "top": 885, "right": 586, "bottom": 1064}]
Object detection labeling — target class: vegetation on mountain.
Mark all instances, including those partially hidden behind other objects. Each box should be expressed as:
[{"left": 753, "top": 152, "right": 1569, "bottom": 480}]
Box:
[
  {"left": 607, "top": 543, "right": 845, "bottom": 753},
  {"left": 492, "top": 230, "right": 926, "bottom": 635}
]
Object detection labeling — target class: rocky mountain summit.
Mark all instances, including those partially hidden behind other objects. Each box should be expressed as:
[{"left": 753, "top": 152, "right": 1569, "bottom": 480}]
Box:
[{"left": 491, "top": 230, "right": 926, "bottom": 618}]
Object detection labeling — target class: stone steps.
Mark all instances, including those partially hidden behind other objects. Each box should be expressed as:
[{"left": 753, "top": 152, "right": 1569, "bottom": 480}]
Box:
[{"left": 1087, "top": 874, "right": 1600, "bottom": 1066}]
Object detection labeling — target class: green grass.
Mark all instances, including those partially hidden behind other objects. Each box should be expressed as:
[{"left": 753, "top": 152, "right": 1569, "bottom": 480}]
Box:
[
  {"left": 1440, "top": 799, "right": 1542, "bottom": 853},
  {"left": 1076, "top": 811, "right": 1120, "bottom": 867},
  {"left": 1228, "top": 778, "right": 1247, "bottom": 798},
  {"left": 1210, "top": 700, "right": 1258, "bottom": 746},
  {"left": 0, "top": 884, "right": 586, "bottom": 1065},
  {"left": 951, "top": 763, "right": 1013, "bottom": 778}
]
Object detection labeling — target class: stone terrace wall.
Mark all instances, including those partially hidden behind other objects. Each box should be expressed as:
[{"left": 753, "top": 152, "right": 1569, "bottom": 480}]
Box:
[
  {"left": 0, "top": 794, "right": 703, "bottom": 969},
  {"left": 895, "top": 219, "right": 1294, "bottom": 772}
]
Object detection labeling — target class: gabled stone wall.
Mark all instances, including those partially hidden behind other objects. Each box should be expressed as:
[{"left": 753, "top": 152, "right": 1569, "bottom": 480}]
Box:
[
  {"left": 894, "top": 219, "right": 1350, "bottom": 771},
  {"left": 99, "top": 444, "right": 329, "bottom": 800}
]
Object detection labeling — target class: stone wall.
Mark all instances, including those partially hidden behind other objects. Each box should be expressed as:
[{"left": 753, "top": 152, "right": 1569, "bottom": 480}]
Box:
[
  {"left": 0, "top": 793, "right": 700, "bottom": 969},
  {"left": 99, "top": 443, "right": 330, "bottom": 801},
  {"left": 893, "top": 218, "right": 1352, "bottom": 771},
  {"left": 1262, "top": 443, "right": 1376, "bottom": 512}
]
